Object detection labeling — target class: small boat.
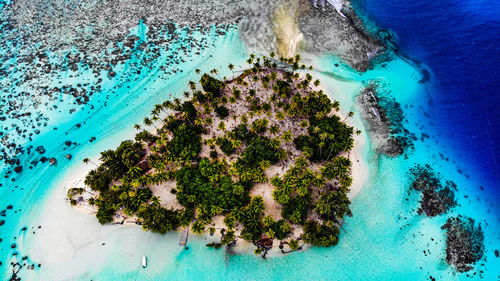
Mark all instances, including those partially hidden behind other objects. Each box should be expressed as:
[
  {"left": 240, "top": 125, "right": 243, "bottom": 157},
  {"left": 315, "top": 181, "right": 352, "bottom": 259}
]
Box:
[{"left": 142, "top": 256, "right": 147, "bottom": 268}]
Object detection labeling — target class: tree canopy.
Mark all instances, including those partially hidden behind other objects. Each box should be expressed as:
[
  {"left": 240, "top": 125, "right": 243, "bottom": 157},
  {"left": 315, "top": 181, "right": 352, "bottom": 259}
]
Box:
[{"left": 77, "top": 54, "right": 357, "bottom": 253}]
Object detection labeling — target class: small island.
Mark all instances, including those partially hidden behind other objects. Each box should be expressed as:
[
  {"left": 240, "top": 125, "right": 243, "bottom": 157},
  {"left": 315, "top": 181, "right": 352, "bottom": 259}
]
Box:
[{"left": 69, "top": 54, "right": 359, "bottom": 255}]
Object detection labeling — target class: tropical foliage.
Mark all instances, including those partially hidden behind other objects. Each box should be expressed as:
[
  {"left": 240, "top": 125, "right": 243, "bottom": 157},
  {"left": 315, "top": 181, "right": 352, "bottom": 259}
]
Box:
[{"left": 77, "top": 54, "right": 357, "bottom": 251}]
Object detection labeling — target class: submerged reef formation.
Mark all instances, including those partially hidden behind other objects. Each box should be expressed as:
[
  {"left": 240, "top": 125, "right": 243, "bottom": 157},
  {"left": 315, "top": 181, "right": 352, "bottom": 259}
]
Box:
[
  {"left": 3, "top": 0, "right": 380, "bottom": 70},
  {"left": 74, "top": 55, "right": 358, "bottom": 253},
  {"left": 441, "top": 216, "right": 485, "bottom": 273},
  {"left": 0, "top": 15, "right": 228, "bottom": 178},
  {"left": 409, "top": 164, "right": 457, "bottom": 217},
  {"left": 408, "top": 165, "right": 485, "bottom": 274},
  {"left": 356, "top": 84, "right": 414, "bottom": 157}
]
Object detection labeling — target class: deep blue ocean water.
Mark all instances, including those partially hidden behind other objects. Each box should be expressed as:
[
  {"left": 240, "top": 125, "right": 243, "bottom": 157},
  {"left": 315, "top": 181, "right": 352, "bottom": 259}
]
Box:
[{"left": 358, "top": 0, "right": 500, "bottom": 197}]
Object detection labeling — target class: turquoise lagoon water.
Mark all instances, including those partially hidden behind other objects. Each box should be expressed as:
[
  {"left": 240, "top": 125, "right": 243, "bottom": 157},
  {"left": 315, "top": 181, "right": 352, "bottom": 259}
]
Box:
[{"left": 1, "top": 18, "right": 499, "bottom": 281}]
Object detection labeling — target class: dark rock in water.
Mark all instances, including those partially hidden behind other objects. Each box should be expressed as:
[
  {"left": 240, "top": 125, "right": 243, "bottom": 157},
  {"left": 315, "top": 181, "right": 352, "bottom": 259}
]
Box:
[
  {"left": 419, "top": 69, "right": 430, "bottom": 83},
  {"left": 14, "top": 166, "right": 22, "bottom": 173},
  {"left": 11, "top": 243, "right": 16, "bottom": 249},
  {"left": 494, "top": 249, "right": 499, "bottom": 257},
  {"left": 6, "top": 205, "right": 13, "bottom": 210},
  {"left": 441, "top": 216, "right": 484, "bottom": 272},
  {"left": 64, "top": 141, "right": 72, "bottom": 146},
  {"left": 0, "top": 220, "right": 4, "bottom": 226},
  {"left": 35, "top": 146, "right": 46, "bottom": 154},
  {"left": 409, "top": 164, "right": 457, "bottom": 217},
  {"left": 49, "top": 158, "right": 57, "bottom": 165},
  {"left": 65, "top": 154, "right": 72, "bottom": 160},
  {"left": 380, "top": 137, "right": 405, "bottom": 157},
  {"left": 356, "top": 84, "right": 414, "bottom": 157}
]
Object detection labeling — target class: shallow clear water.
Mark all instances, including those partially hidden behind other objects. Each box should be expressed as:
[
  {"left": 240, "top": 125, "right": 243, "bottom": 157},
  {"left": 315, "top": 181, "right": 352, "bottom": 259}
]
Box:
[{"left": 1, "top": 1, "right": 499, "bottom": 280}]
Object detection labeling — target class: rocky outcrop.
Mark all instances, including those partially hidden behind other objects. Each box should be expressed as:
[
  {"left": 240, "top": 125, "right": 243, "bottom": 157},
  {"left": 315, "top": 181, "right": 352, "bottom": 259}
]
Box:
[
  {"left": 356, "top": 84, "right": 414, "bottom": 156},
  {"left": 254, "top": 237, "right": 274, "bottom": 259},
  {"left": 48, "top": 158, "right": 57, "bottom": 165},
  {"left": 409, "top": 164, "right": 457, "bottom": 217},
  {"left": 441, "top": 216, "right": 484, "bottom": 272}
]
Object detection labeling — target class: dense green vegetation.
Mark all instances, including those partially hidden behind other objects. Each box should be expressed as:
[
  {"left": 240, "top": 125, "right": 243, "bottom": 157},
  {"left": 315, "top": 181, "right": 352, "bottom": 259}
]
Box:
[
  {"left": 294, "top": 115, "right": 354, "bottom": 162},
  {"left": 137, "top": 203, "right": 184, "bottom": 234},
  {"left": 77, "top": 54, "right": 357, "bottom": 252}
]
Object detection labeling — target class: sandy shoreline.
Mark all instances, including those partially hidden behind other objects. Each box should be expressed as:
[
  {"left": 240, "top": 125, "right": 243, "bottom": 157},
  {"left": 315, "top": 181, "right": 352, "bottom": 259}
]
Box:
[{"left": 314, "top": 80, "right": 369, "bottom": 200}]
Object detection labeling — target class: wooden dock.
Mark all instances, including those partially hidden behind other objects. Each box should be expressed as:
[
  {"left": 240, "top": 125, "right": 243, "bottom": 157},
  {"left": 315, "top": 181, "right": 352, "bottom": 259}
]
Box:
[{"left": 179, "top": 226, "right": 189, "bottom": 246}]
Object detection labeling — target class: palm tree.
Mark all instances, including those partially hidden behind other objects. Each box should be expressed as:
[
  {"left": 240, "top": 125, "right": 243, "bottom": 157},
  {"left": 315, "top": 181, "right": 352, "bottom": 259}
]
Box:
[
  {"left": 279, "top": 222, "right": 291, "bottom": 236},
  {"left": 210, "top": 68, "right": 220, "bottom": 79},
  {"left": 134, "top": 124, "right": 141, "bottom": 130},
  {"left": 195, "top": 69, "right": 201, "bottom": 74},
  {"left": 270, "top": 71, "right": 277, "bottom": 82},
  {"left": 263, "top": 215, "right": 275, "bottom": 227},
  {"left": 276, "top": 149, "right": 287, "bottom": 167},
  {"left": 294, "top": 54, "right": 301, "bottom": 64},
  {"left": 228, "top": 63, "right": 234, "bottom": 78},
  {"left": 143, "top": 117, "right": 158, "bottom": 130},
  {"left": 251, "top": 75, "right": 260, "bottom": 88},
  {"left": 343, "top": 111, "right": 354, "bottom": 123},
  {"left": 270, "top": 125, "right": 279, "bottom": 135},
  {"left": 83, "top": 158, "right": 98, "bottom": 167},
  {"left": 295, "top": 157, "right": 309, "bottom": 169},
  {"left": 247, "top": 54, "right": 255, "bottom": 65},
  {"left": 150, "top": 159, "right": 166, "bottom": 172},
  {"left": 188, "top": 80, "right": 196, "bottom": 92},
  {"left": 218, "top": 121, "right": 226, "bottom": 131},
  {"left": 127, "top": 166, "right": 143, "bottom": 179},
  {"left": 282, "top": 130, "right": 293, "bottom": 143},
  {"left": 151, "top": 115, "right": 164, "bottom": 126},
  {"left": 266, "top": 229, "right": 276, "bottom": 239},
  {"left": 154, "top": 103, "right": 165, "bottom": 114},
  {"left": 192, "top": 221, "right": 205, "bottom": 235},
  {"left": 332, "top": 100, "right": 340, "bottom": 112},
  {"left": 231, "top": 139, "right": 242, "bottom": 149},
  {"left": 291, "top": 61, "right": 299, "bottom": 77}
]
